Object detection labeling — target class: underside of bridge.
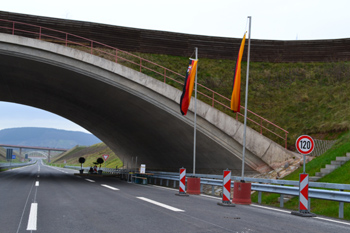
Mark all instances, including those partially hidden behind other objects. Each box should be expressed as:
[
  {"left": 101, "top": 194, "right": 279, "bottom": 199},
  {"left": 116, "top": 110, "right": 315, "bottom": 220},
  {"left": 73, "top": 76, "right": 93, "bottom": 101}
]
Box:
[{"left": 0, "top": 34, "right": 290, "bottom": 175}]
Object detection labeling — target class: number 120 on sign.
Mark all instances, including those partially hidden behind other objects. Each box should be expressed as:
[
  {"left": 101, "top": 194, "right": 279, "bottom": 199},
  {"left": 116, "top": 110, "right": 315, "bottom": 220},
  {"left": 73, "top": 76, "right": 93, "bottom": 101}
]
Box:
[{"left": 296, "top": 135, "right": 315, "bottom": 155}]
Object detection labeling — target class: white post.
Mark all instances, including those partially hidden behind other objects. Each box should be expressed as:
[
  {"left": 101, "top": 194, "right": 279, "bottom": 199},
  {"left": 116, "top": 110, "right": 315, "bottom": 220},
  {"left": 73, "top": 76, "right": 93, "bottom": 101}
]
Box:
[
  {"left": 193, "top": 47, "right": 198, "bottom": 176},
  {"left": 241, "top": 16, "right": 252, "bottom": 181}
]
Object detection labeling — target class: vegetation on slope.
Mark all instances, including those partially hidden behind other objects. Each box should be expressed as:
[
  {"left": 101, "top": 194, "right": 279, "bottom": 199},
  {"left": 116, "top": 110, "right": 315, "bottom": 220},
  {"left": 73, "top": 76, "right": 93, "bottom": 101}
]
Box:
[{"left": 51, "top": 143, "right": 122, "bottom": 169}]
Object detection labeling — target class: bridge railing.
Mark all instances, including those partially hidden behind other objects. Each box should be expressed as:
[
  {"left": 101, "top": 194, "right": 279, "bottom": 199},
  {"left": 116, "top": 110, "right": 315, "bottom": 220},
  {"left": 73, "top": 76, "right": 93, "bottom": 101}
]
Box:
[{"left": 0, "top": 19, "right": 288, "bottom": 148}]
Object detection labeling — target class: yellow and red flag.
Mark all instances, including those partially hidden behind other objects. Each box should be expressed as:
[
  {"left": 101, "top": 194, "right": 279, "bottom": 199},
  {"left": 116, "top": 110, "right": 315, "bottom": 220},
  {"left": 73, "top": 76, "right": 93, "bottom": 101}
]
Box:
[
  {"left": 230, "top": 33, "right": 247, "bottom": 112},
  {"left": 180, "top": 59, "right": 198, "bottom": 115}
]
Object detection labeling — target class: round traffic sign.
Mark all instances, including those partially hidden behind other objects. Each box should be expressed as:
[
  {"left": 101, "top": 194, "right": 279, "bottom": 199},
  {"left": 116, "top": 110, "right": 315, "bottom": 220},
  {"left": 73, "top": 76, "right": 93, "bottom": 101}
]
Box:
[{"left": 296, "top": 135, "right": 315, "bottom": 155}]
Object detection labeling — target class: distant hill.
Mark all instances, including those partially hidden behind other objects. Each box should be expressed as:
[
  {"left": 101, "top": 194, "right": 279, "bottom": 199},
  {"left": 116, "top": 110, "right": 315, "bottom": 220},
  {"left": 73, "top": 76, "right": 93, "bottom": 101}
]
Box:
[{"left": 0, "top": 127, "right": 101, "bottom": 149}]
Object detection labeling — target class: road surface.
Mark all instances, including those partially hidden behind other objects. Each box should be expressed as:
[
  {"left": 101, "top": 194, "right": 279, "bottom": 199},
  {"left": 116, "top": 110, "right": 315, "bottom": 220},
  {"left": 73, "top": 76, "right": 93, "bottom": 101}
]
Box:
[{"left": 0, "top": 160, "right": 349, "bottom": 232}]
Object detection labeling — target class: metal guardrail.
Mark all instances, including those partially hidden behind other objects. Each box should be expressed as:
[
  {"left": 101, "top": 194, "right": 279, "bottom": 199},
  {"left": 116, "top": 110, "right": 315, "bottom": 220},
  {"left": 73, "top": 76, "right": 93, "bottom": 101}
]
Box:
[
  {"left": 148, "top": 171, "right": 350, "bottom": 219},
  {"left": 0, "top": 161, "right": 36, "bottom": 169},
  {"left": 0, "top": 19, "right": 289, "bottom": 148}
]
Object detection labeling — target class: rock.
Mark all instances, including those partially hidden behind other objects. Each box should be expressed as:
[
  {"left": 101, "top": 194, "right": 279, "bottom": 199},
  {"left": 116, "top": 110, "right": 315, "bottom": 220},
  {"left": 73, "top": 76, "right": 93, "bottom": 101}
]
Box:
[{"left": 284, "top": 162, "right": 290, "bottom": 168}]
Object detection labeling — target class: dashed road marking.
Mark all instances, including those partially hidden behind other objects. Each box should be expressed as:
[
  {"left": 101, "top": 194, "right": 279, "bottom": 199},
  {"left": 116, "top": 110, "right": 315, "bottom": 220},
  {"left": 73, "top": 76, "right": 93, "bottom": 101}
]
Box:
[
  {"left": 85, "top": 179, "right": 95, "bottom": 183},
  {"left": 101, "top": 184, "right": 119, "bottom": 190},
  {"left": 35, "top": 181, "right": 39, "bottom": 187},
  {"left": 26, "top": 203, "right": 38, "bottom": 230},
  {"left": 137, "top": 197, "right": 184, "bottom": 212}
]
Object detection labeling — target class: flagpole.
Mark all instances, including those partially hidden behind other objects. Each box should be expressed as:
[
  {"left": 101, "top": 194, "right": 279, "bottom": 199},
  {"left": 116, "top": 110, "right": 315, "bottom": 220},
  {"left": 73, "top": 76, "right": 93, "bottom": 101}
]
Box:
[
  {"left": 241, "top": 16, "right": 252, "bottom": 181},
  {"left": 193, "top": 47, "right": 198, "bottom": 176}
]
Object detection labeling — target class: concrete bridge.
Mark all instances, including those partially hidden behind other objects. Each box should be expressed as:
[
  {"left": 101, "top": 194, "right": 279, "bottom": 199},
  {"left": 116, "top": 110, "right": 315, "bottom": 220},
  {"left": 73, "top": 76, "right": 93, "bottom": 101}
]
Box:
[
  {"left": 0, "top": 144, "right": 66, "bottom": 161},
  {"left": 0, "top": 33, "right": 296, "bottom": 174}
]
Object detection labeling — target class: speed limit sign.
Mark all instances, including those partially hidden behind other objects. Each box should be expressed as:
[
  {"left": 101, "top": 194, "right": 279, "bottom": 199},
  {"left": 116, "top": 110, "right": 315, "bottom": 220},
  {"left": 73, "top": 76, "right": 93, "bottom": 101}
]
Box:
[{"left": 296, "top": 135, "right": 315, "bottom": 155}]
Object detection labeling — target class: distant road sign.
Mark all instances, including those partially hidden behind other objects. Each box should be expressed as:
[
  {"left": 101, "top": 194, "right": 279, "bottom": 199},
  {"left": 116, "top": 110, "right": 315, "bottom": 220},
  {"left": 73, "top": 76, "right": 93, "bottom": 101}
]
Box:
[
  {"left": 102, "top": 154, "right": 109, "bottom": 161},
  {"left": 296, "top": 135, "right": 315, "bottom": 155},
  {"left": 12, "top": 155, "right": 16, "bottom": 159},
  {"left": 6, "top": 149, "right": 13, "bottom": 160}
]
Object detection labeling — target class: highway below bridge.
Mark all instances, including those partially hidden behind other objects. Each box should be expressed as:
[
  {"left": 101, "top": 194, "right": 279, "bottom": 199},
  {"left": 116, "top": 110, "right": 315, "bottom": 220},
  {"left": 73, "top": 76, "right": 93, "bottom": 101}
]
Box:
[{"left": 1, "top": 160, "right": 349, "bottom": 233}]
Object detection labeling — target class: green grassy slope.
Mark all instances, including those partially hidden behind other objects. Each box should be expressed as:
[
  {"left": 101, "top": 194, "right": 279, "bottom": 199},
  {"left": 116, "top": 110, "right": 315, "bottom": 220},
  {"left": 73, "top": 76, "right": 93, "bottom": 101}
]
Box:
[
  {"left": 136, "top": 55, "right": 350, "bottom": 148},
  {"left": 51, "top": 143, "right": 122, "bottom": 169}
]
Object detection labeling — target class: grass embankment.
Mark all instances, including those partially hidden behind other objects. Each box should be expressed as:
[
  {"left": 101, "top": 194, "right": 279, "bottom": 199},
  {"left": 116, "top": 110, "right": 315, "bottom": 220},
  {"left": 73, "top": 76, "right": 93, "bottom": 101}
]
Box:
[
  {"left": 251, "top": 131, "right": 350, "bottom": 219},
  {"left": 50, "top": 143, "right": 122, "bottom": 169},
  {"left": 70, "top": 45, "right": 350, "bottom": 148}
]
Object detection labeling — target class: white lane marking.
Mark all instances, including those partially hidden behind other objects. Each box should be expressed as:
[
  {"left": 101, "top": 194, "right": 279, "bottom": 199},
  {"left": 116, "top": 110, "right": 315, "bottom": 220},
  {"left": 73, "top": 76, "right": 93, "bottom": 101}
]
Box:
[
  {"left": 35, "top": 181, "right": 39, "bottom": 187},
  {"left": 149, "top": 185, "right": 177, "bottom": 191},
  {"left": 200, "top": 194, "right": 221, "bottom": 200},
  {"left": 85, "top": 179, "right": 95, "bottom": 183},
  {"left": 37, "top": 166, "right": 40, "bottom": 172},
  {"left": 26, "top": 203, "right": 38, "bottom": 230},
  {"left": 250, "top": 204, "right": 290, "bottom": 213},
  {"left": 101, "top": 184, "right": 119, "bottom": 190},
  {"left": 315, "top": 217, "right": 350, "bottom": 226},
  {"left": 244, "top": 203, "right": 350, "bottom": 227},
  {"left": 137, "top": 197, "right": 185, "bottom": 212}
]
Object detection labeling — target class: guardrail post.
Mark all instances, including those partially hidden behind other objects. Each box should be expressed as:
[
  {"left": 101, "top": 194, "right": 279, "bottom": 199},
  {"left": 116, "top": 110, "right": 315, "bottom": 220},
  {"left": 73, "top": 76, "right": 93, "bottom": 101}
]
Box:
[
  {"left": 339, "top": 189, "right": 344, "bottom": 218},
  {"left": 166, "top": 179, "right": 169, "bottom": 187},
  {"left": 258, "top": 191, "right": 262, "bottom": 204},
  {"left": 173, "top": 180, "right": 176, "bottom": 188},
  {"left": 160, "top": 179, "right": 163, "bottom": 186},
  {"left": 280, "top": 184, "right": 284, "bottom": 208},
  {"left": 12, "top": 22, "right": 15, "bottom": 35},
  {"left": 90, "top": 41, "right": 93, "bottom": 54},
  {"left": 211, "top": 185, "right": 215, "bottom": 195},
  {"left": 200, "top": 183, "right": 203, "bottom": 193},
  {"left": 115, "top": 50, "right": 118, "bottom": 63}
]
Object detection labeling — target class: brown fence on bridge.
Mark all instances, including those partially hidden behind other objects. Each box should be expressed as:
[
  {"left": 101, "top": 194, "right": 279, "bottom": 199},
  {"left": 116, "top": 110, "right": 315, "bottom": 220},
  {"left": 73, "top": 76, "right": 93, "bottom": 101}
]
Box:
[{"left": 1, "top": 11, "right": 350, "bottom": 62}]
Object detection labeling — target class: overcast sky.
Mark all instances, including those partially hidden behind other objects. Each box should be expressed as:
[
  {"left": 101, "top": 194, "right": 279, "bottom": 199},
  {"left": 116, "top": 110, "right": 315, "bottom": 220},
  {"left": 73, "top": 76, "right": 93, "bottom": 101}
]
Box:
[{"left": 1, "top": 0, "right": 350, "bottom": 133}]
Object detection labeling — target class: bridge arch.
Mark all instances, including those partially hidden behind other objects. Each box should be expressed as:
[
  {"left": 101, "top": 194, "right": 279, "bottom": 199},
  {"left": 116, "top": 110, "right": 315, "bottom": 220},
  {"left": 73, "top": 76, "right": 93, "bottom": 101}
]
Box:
[{"left": 0, "top": 33, "right": 295, "bottom": 174}]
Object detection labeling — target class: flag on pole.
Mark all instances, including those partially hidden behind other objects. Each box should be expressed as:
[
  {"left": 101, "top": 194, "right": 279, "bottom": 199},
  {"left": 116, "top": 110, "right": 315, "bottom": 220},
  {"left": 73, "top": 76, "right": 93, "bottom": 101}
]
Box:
[
  {"left": 230, "top": 33, "right": 247, "bottom": 112},
  {"left": 180, "top": 59, "right": 198, "bottom": 115}
]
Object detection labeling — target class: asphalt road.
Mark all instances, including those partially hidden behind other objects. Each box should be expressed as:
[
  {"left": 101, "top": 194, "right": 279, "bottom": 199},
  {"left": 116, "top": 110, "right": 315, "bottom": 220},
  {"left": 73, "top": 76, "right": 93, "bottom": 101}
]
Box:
[{"left": 1, "top": 160, "right": 349, "bottom": 233}]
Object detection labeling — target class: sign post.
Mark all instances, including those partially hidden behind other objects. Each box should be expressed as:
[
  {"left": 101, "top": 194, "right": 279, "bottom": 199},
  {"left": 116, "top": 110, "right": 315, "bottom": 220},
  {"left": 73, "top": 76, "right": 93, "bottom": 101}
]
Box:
[{"left": 292, "top": 135, "right": 316, "bottom": 217}]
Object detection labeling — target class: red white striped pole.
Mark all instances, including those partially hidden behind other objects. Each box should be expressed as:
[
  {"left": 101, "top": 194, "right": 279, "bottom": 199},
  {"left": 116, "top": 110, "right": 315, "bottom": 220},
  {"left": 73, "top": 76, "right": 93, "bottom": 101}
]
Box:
[
  {"left": 299, "top": 174, "right": 309, "bottom": 211},
  {"left": 175, "top": 168, "right": 189, "bottom": 196},
  {"left": 217, "top": 169, "right": 235, "bottom": 207},
  {"left": 291, "top": 173, "right": 316, "bottom": 217}
]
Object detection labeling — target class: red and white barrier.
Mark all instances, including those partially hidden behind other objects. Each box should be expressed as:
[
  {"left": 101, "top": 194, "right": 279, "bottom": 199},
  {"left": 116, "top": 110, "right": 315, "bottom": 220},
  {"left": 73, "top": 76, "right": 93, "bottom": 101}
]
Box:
[
  {"left": 218, "top": 169, "right": 235, "bottom": 206},
  {"left": 222, "top": 170, "right": 231, "bottom": 203},
  {"left": 178, "top": 168, "right": 187, "bottom": 195},
  {"left": 299, "top": 174, "right": 309, "bottom": 210},
  {"left": 291, "top": 173, "right": 315, "bottom": 217}
]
